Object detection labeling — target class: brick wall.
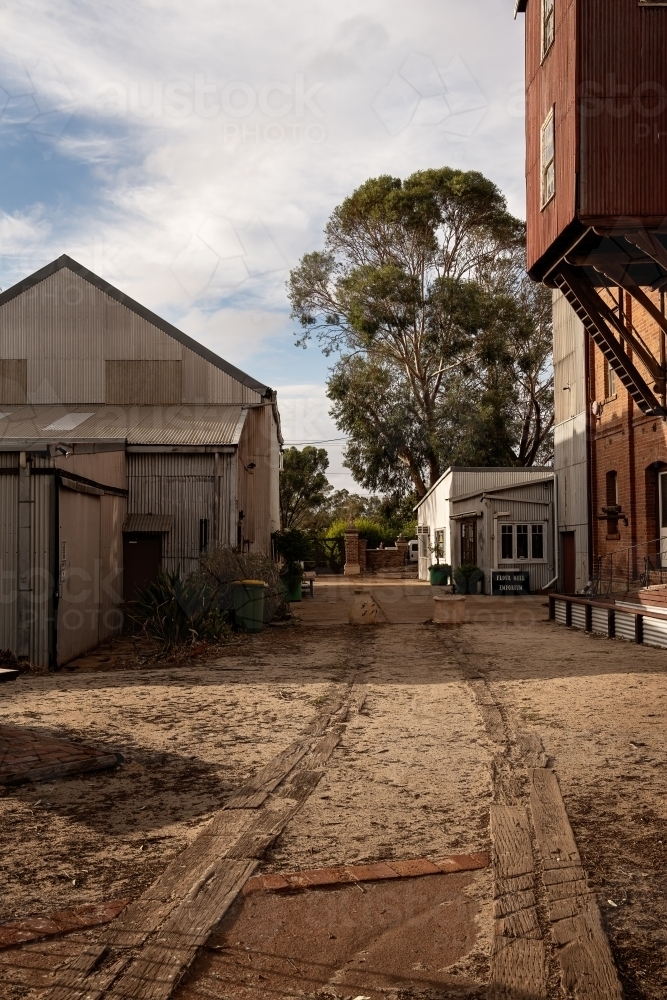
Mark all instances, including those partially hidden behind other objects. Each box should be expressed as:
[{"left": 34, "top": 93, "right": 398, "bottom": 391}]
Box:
[{"left": 591, "top": 288, "right": 667, "bottom": 582}]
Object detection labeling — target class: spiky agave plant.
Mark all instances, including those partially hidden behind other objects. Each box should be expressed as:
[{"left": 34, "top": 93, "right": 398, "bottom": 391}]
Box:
[{"left": 124, "top": 568, "right": 229, "bottom": 651}]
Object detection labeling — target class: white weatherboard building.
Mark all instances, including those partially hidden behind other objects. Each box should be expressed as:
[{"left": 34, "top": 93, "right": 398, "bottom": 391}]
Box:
[
  {"left": 415, "top": 467, "right": 557, "bottom": 594},
  {"left": 0, "top": 256, "right": 281, "bottom": 668}
]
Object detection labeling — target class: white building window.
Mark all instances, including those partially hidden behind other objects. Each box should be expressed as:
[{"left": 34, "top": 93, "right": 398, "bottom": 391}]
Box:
[
  {"left": 499, "top": 523, "right": 547, "bottom": 563},
  {"left": 541, "top": 108, "right": 555, "bottom": 208},
  {"left": 542, "top": 0, "right": 555, "bottom": 59}
]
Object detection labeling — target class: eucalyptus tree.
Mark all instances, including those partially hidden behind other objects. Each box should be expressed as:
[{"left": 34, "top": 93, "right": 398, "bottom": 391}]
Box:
[{"left": 289, "top": 168, "right": 552, "bottom": 497}]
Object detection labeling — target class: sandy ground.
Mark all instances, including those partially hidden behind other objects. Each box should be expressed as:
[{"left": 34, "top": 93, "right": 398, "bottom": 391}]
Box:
[{"left": 0, "top": 582, "right": 665, "bottom": 999}]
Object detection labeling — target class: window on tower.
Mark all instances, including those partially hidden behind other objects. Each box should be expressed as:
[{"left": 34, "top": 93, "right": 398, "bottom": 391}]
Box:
[
  {"left": 541, "top": 108, "right": 555, "bottom": 208},
  {"left": 542, "top": 0, "right": 555, "bottom": 58}
]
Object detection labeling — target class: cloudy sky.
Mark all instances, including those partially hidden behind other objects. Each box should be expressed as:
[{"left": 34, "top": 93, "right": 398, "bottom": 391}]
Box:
[{"left": 0, "top": 0, "right": 526, "bottom": 491}]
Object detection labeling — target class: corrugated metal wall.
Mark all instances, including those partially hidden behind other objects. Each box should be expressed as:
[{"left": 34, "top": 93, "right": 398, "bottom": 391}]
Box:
[
  {"left": 0, "top": 469, "right": 18, "bottom": 652},
  {"left": 127, "top": 452, "right": 236, "bottom": 577},
  {"left": 105, "top": 360, "right": 183, "bottom": 404},
  {"left": 30, "top": 471, "right": 55, "bottom": 668},
  {"left": 450, "top": 468, "right": 552, "bottom": 500},
  {"left": 579, "top": 0, "right": 667, "bottom": 222},
  {"left": 553, "top": 289, "right": 590, "bottom": 591},
  {"left": 0, "top": 268, "right": 264, "bottom": 406},
  {"left": 0, "top": 360, "right": 27, "bottom": 403},
  {"left": 237, "top": 405, "right": 280, "bottom": 554},
  {"left": 449, "top": 479, "right": 556, "bottom": 594},
  {"left": 525, "top": 0, "right": 578, "bottom": 273}
]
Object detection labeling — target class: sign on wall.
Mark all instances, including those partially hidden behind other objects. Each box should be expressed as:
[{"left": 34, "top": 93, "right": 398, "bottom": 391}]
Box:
[{"left": 491, "top": 571, "right": 530, "bottom": 596}]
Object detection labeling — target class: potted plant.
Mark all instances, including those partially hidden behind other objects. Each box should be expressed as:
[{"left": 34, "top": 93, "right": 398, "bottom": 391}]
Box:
[
  {"left": 428, "top": 537, "right": 451, "bottom": 586},
  {"left": 453, "top": 563, "right": 484, "bottom": 594},
  {"left": 274, "top": 529, "right": 313, "bottom": 602}
]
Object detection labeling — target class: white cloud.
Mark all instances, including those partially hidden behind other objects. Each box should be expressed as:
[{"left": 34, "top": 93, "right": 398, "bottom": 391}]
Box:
[
  {"left": 277, "top": 382, "right": 363, "bottom": 493},
  {"left": 0, "top": 1, "right": 526, "bottom": 493}
]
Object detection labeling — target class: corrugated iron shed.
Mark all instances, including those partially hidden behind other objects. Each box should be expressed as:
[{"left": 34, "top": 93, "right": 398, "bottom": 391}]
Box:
[{"left": 0, "top": 405, "right": 248, "bottom": 448}]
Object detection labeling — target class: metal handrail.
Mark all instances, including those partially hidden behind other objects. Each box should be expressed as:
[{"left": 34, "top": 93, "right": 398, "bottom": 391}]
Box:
[{"left": 589, "top": 535, "right": 666, "bottom": 597}]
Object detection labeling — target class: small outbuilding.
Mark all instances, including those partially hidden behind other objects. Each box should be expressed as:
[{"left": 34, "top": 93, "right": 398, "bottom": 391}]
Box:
[
  {"left": 0, "top": 255, "right": 281, "bottom": 667},
  {"left": 415, "top": 467, "right": 557, "bottom": 594}
]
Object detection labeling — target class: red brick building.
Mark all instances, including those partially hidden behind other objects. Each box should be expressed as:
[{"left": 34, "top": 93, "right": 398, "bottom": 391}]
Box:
[{"left": 516, "top": 0, "right": 667, "bottom": 593}]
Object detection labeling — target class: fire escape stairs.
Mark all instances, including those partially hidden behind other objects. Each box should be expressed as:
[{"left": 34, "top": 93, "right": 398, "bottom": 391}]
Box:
[{"left": 554, "top": 264, "right": 666, "bottom": 417}]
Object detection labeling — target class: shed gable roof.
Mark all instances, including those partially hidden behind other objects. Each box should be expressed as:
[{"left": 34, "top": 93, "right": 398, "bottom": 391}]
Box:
[{"left": 0, "top": 255, "right": 273, "bottom": 399}]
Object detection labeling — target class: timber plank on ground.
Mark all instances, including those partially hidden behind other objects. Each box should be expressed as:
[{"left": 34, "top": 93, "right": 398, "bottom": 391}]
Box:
[
  {"left": 490, "top": 805, "right": 547, "bottom": 996},
  {"left": 529, "top": 768, "right": 624, "bottom": 1000}
]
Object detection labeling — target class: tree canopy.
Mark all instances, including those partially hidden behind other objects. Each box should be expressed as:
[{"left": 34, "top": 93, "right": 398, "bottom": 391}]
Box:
[
  {"left": 279, "top": 445, "right": 332, "bottom": 529},
  {"left": 288, "top": 168, "right": 553, "bottom": 498}
]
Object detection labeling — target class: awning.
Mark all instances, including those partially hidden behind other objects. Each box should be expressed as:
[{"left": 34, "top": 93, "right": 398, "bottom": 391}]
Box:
[{"left": 122, "top": 514, "right": 174, "bottom": 533}]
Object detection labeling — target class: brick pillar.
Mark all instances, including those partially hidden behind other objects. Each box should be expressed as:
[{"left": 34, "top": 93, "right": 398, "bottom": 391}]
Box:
[
  {"left": 396, "top": 534, "right": 409, "bottom": 565},
  {"left": 358, "top": 538, "right": 367, "bottom": 574},
  {"left": 344, "top": 527, "right": 360, "bottom": 576}
]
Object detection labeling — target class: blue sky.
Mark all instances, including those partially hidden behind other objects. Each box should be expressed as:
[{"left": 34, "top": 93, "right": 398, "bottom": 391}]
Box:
[{"left": 0, "top": 0, "right": 526, "bottom": 491}]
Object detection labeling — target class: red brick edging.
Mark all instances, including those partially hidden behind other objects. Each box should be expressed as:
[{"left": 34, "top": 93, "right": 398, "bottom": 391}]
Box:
[{"left": 243, "top": 852, "right": 489, "bottom": 895}]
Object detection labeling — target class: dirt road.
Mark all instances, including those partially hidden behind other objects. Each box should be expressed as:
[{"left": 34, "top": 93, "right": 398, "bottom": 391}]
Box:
[{"left": 0, "top": 582, "right": 664, "bottom": 999}]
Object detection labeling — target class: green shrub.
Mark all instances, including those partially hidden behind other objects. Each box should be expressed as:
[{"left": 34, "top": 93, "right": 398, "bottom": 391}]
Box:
[
  {"left": 324, "top": 517, "right": 396, "bottom": 549},
  {"left": 453, "top": 564, "right": 484, "bottom": 594}
]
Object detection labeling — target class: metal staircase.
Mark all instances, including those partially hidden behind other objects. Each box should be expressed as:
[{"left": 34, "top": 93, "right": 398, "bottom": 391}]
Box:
[{"left": 554, "top": 266, "right": 666, "bottom": 417}]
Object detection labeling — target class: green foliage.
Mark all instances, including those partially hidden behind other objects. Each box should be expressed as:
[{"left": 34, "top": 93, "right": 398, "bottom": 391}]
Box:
[
  {"left": 280, "top": 446, "right": 332, "bottom": 529},
  {"left": 324, "top": 517, "right": 397, "bottom": 550},
  {"left": 453, "top": 564, "right": 484, "bottom": 594},
  {"left": 124, "top": 568, "right": 230, "bottom": 651},
  {"left": 200, "top": 547, "right": 289, "bottom": 623},
  {"left": 273, "top": 527, "right": 314, "bottom": 567},
  {"left": 288, "top": 167, "right": 553, "bottom": 497}
]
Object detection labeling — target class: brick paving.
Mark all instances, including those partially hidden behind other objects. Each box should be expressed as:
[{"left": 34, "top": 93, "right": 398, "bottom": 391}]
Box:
[{"left": 0, "top": 725, "right": 120, "bottom": 786}]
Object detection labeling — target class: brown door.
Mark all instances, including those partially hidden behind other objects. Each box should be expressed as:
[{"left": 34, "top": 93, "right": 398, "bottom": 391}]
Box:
[
  {"left": 561, "top": 532, "right": 576, "bottom": 594},
  {"left": 123, "top": 533, "right": 162, "bottom": 600},
  {"left": 461, "top": 520, "right": 477, "bottom": 565}
]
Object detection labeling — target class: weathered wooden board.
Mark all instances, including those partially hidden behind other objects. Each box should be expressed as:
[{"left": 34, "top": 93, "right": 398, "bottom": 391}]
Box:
[
  {"left": 489, "top": 937, "right": 547, "bottom": 1000},
  {"left": 224, "top": 741, "right": 308, "bottom": 808},
  {"left": 44, "top": 944, "right": 108, "bottom": 1000},
  {"left": 518, "top": 730, "right": 549, "bottom": 768},
  {"left": 530, "top": 768, "right": 581, "bottom": 869},
  {"left": 490, "top": 805, "right": 534, "bottom": 880},
  {"left": 490, "top": 805, "right": 547, "bottom": 996},
  {"left": 529, "top": 769, "right": 624, "bottom": 1000},
  {"left": 105, "top": 860, "right": 257, "bottom": 1000}
]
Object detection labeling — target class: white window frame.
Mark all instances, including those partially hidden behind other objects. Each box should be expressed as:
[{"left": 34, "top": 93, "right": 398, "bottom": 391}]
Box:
[
  {"left": 604, "top": 357, "right": 617, "bottom": 399},
  {"left": 542, "top": 0, "right": 555, "bottom": 60},
  {"left": 541, "top": 108, "right": 555, "bottom": 208},
  {"left": 498, "top": 523, "right": 548, "bottom": 564}
]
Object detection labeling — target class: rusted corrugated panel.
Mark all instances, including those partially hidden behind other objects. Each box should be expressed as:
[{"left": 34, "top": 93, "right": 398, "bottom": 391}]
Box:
[
  {"left": 579, "top": 0, "right": 667, "bottom": 223},
  {"left": 0, "top": 471, "right": 18, "bottom": 652},
  {"left": 525, "top": 0, "right": 578, "bottom": 273},
  {"left": 105, "top": 360, "right": 183, "bottom": 405},
  {"left": 0, "top": 405, "right": 245, "bottom": 447}
]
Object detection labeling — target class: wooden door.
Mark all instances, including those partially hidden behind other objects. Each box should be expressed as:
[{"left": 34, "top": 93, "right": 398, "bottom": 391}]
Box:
[
  {"left": 461, "top": 520, "right": 477, "bottom": 566},
  {"left": 123, "top": 533, "right": 162, "bottom": 601},
  {"left": 561, "top": 532, "right": 576, "bottom": 594}
]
